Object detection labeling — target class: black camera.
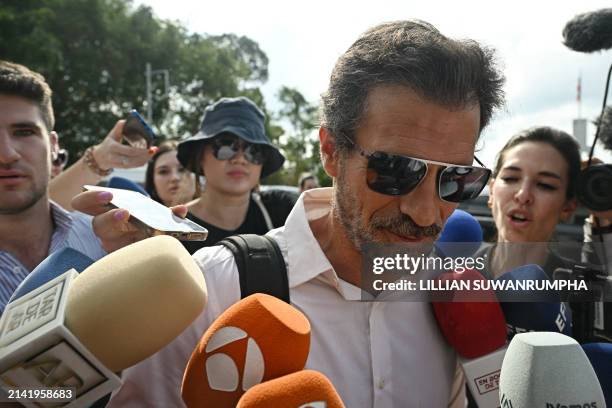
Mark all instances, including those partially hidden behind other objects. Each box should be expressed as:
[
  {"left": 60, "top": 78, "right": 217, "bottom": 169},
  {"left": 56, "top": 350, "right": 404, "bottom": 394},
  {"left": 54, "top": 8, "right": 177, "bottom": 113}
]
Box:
[
  {"left": 555, "top": 264, "right": 612, "bottom": 344},
  {"left": 576, "top": 164, "right": 612, "bottom": 211}
]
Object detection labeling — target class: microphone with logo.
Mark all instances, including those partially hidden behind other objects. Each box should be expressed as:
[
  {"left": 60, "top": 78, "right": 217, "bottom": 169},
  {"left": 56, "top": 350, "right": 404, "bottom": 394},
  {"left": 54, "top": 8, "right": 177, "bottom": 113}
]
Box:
[
  {"left": 432, "top": 268, "right": 508, "bottom": 408},
  {"left": 181, "top": 293, "right": 311, "bottom": 408},
  {"left": 499, "top": 331, "right": 605, "bottom": 408},
  {"left": 435, "top": 210, "right": 508, "bottom": 407},
  {"left": 0, "top": 235, "right": 208, "bottom": 407},
  {"left": 495, "top": 264, "right": 572, "bottom": 340},
  {"left": 236, "top": 370, "right": 345, "bottom": 408},
  {"left": 582, "top": 343, "right": 612, "bottom": 406}
]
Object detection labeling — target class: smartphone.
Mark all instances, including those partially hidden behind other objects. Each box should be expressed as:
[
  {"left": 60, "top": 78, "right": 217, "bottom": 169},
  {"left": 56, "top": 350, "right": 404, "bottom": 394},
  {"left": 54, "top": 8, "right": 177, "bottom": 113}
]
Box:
[
  {"left": 122, "top": 110, "right": 156, "bottom": 148},
  {"left": 84, "top": 185, "right": 208, "bottom": 241}
]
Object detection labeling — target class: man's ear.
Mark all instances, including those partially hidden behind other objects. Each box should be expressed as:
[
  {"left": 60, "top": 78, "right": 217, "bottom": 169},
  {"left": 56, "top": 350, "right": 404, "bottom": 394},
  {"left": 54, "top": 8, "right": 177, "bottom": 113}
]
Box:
[
  {"left": 49, "top": 131, "right": 59, "bottom": 160},
  {"left": 319, "top": 127, "right": 339, "bottom": 178},
  {"left": 559, "top": 198, "right": 578, "bottom": 222}
]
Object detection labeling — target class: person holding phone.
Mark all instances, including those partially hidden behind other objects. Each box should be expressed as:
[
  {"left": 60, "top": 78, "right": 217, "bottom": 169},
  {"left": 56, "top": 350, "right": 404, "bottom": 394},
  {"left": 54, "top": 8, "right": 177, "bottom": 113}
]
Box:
[
  {"left": 48, "top": 118, "right": 157, "bottom": 210},
  {"left": 175, "top": 96, "right": 297, "bottom": 252}
]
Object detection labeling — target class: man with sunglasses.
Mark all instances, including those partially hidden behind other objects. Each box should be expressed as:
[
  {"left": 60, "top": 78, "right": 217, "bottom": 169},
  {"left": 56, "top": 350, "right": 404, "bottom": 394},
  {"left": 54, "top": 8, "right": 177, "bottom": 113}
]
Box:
[{"left": 75, "top": 19, "right": 505, "bottom": 408}]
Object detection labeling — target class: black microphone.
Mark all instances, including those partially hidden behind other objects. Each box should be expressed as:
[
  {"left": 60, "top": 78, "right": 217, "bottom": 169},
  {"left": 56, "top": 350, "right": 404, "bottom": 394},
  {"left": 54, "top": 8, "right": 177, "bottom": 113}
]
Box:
[{"left": 563, "top": 8, "right": 612, "bottom": 53}]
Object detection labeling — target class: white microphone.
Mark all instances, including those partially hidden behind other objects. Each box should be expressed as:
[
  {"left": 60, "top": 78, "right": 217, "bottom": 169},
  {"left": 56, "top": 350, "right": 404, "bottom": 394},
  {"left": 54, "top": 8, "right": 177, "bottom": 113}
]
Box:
[
  {"left": 0, "top": 235, "right": 207, "bottom": 407},
  {"left": 499, "top": 331, "right": 605, "bottom": 408}
]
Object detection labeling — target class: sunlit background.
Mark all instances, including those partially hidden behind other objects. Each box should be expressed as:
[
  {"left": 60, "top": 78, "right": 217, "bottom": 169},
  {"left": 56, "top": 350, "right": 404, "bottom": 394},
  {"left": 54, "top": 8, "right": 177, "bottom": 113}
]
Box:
[{"left": 135, "top": 0, "right": 612, "bottom": 165}]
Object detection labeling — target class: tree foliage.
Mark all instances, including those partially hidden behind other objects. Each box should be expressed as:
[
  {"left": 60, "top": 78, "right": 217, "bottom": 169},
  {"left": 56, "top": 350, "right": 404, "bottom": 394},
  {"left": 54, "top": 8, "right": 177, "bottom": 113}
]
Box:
[
  {"left": 0, "top": 0, "right": 270, "bottom": 157},
  {"left": 266, "top": 86, "right": 330, "bottom": 187},
  {"left": 0, "top": 0, "right": 326, "bottom": 186}
]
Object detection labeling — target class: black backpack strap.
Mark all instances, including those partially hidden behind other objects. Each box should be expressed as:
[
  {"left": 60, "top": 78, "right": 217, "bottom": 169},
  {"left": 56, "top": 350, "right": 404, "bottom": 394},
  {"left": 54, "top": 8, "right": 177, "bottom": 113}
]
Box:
[{"left": 218, "top": 234, "right": 290, "bottom": 303}]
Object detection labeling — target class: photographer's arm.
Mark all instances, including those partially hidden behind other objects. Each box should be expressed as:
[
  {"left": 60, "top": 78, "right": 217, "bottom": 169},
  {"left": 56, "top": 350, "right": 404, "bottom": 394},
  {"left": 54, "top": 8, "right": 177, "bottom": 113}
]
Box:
[{"left": 583, "top": 210, "right": 612, "bottom": 273}]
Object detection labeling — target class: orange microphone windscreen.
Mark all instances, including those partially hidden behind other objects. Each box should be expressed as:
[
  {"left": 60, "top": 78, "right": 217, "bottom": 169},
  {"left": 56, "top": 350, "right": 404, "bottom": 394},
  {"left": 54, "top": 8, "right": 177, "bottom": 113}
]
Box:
[
  {"left": 181, "top": 293, "right": 311, "bottom": 408},
  {"left": 237, "top": 370, "right": 345, "bottom": 408}
]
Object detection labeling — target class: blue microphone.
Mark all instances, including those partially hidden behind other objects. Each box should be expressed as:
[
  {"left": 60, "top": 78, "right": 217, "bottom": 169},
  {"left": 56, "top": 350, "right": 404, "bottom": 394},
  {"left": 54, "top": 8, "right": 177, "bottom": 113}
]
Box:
[
  {"left": 107, "top": 176, "right": 149, "bottom": 196},
  {"left": 582, "top": 343, "right": 612, "bottom": 406},
  {"left": 9, "top": 248, "right": 94, "bottom": 301},
  {"left": 436, "top": 209, "right": 483, "bottom": 258},
  {"left": 495, "top": 264, "right": 572, "bottom": 339}
]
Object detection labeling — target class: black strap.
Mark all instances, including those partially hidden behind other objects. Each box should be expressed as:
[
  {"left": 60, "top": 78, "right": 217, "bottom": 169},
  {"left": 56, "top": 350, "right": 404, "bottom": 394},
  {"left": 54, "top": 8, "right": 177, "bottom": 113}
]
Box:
[{"left": 219, "top": 234, "right": 290, "bottom": 303}]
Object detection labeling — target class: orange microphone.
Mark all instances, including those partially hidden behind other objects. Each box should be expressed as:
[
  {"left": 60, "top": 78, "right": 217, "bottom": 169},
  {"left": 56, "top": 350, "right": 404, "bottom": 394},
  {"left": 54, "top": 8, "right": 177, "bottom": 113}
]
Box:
[
  {"left": 236, "top": 370, "right": 346, "bottom": 408},
  {"left": 181, "top": 293, "right": 311, "bottom": 408}
]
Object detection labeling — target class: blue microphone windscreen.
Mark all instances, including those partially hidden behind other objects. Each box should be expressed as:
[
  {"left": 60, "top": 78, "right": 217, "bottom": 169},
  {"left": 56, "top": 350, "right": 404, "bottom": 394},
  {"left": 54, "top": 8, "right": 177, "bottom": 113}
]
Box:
[
  {"left": 582, "top": 343, "right": 612, "bottom": 406},
  {"left": 436, "top": 209, "right": 483, "bottom": 258},
  {"left": 10, "top": 248, "right": 94, "bottom": 301},
  {"left": 107, "top": 176, "right": 149, "bottom": 196},
  {"left": 496, "top": 265, "right": 572, "bottom": 339}
]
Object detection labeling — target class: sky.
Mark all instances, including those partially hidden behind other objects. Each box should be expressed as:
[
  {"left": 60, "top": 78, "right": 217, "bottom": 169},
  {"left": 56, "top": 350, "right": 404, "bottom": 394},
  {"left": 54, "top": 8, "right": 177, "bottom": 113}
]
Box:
[{"left": 135, "top": 0, "right": 612, "bottom": 165}]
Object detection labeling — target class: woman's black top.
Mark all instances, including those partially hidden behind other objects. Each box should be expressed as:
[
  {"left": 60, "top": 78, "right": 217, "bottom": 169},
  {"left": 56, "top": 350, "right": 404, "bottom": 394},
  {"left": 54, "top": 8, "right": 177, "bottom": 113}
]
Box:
[{"left": 180, "top": 189, "right": 298, "bottom": 254}]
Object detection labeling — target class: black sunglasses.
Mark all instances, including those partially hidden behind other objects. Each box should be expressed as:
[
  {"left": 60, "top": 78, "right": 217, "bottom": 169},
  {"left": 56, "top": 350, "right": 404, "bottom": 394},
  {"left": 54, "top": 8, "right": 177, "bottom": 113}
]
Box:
[
  {"left": 340, "top": 133, "right": 491, "bottom": 203},
  {"left": 211, "top": 134, "right": 266, "bottom": 165},
  {"left": 52, "top": 149, "right": 69, "bottom": 167}
]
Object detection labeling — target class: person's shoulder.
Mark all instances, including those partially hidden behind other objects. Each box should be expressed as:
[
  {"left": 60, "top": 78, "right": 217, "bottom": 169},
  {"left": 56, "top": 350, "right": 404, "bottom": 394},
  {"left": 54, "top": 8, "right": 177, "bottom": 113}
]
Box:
[
  {"left": 192, "top": 244, "right": 242, "bottom": 315},
  {"left": 192, "top": 245, "right": 240, "bottom": 284},
  {"left": 54, "top": 207, "right": 107, "bottom": 260},
  {"left": 260, "top": 187, "right": 299, "bottom": 206}
]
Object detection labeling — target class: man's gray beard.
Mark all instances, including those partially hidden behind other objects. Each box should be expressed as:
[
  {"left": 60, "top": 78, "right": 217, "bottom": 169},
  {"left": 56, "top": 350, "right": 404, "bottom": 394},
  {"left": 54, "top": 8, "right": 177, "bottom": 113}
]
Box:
[
  {"left": 0, "top": 188, "right": 46, "bottom": 215},
  {"left": 333, "top": 169, "right": 442, "bottom": 250},
  {"left": 333, "top": 172, "right": 376, "bottom": 250}
]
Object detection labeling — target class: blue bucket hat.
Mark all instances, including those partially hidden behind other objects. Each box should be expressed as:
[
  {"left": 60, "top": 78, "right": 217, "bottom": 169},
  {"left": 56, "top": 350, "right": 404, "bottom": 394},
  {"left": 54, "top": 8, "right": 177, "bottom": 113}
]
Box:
[{"left": 177, "top": 97, "right": 285, "bottom": 178}]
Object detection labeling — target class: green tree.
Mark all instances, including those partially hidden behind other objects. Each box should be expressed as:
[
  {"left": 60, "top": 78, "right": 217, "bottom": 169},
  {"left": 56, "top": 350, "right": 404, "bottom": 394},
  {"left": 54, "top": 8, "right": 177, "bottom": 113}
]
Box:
[
  {"left": 265, "top": 86, "right": 329, "bottom": 187},
  {"left": 0, "top": 0, "right": 271, "bottom": 161}
]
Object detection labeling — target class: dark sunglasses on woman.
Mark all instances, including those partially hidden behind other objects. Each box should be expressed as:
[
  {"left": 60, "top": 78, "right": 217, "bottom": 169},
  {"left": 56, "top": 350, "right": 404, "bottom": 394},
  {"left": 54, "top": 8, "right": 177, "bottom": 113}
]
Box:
[
  {"left": 339, "top": 132, "right": 491, "bottom": 203},
  {"left": 210, "top": 134, "right": 266, "bottom": 165}
]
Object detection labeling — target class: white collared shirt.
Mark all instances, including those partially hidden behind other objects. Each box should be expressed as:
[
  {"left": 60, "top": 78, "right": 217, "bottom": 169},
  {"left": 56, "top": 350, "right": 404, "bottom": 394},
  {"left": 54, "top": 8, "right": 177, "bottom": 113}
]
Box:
[{"left": 109, "top": 188, "right": 464, "bottom": 408}]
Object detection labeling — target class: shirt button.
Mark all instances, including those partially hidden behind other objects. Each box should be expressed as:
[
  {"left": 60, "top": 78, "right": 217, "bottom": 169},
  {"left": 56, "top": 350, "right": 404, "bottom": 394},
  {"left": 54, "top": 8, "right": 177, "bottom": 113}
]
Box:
[
  {"left": 378, "top": 379, "right": 385, "bottom": 389},
  {"left": 12, "top": 266, "right": 23, "bottom": 275}
]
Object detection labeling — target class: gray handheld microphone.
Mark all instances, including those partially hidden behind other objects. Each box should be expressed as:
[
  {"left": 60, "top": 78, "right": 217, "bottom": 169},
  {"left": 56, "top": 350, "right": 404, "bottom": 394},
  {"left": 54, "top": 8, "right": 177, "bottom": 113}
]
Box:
[{"left": 499, "top": 331, "right": 605, "bottom": 408}]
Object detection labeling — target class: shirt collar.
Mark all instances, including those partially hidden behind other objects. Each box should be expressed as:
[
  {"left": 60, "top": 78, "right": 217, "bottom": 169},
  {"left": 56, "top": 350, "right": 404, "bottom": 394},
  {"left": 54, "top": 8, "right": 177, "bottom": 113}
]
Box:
[
  {"left": 283, "top": 188, "right": 334, "bottom": 288},
  {"left": 282, "top": 188, "right": 365, "bottom": 300},
  {"left": 49, "top": 201, "right": 74, "bottom": 253}
]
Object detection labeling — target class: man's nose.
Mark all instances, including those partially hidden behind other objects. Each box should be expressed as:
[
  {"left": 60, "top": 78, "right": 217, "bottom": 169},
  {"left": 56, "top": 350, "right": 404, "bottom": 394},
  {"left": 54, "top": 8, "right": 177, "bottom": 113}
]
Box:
[
  {"left": 398, "top": 169, "right": 439, "bottom": 227},
  {"left": 0, "top": 131, "right": 20, "bottom": 164}
]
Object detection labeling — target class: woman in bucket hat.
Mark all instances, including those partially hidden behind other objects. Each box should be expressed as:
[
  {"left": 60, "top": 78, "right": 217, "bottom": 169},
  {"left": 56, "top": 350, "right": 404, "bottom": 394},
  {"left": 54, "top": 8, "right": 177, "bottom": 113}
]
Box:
[{"left": 177, "top": 96, "right": 297, "bottom": 253}]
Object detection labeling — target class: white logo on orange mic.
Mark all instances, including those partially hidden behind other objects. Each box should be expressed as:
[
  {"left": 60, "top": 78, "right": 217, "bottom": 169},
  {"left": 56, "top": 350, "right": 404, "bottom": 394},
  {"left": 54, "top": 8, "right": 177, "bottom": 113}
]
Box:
[
  {"left": 298, "top": 402, "right": 327, "bottom": 408},
  {"left": 204, "top": 326, "right": 265, "bottom": 392}
]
